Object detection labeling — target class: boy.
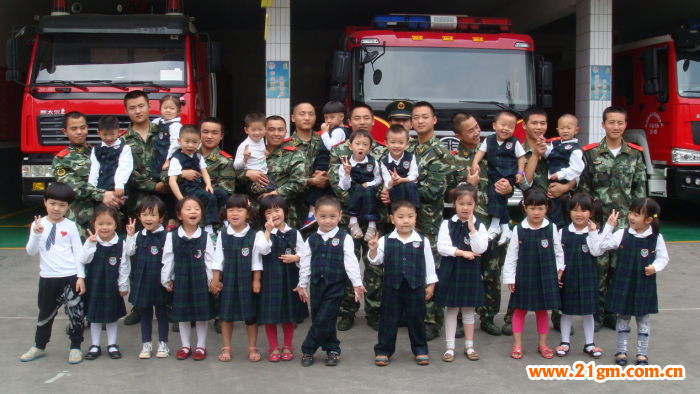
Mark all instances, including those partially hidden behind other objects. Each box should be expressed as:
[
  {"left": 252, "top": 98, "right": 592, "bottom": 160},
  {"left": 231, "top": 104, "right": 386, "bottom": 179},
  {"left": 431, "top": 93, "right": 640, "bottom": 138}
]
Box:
[
  {"left": 21, "top": 182, "right": 86, "bottom": 364},
  {"left": 233, "top": 112, "right": 278, "bottom": 196},
  {"left": 302, "top": 101, "right": 351, "bottom": 230},
  {"left": 472, "top": 110, "right": 526, "bottom": 245},
  {"left": 339, "top": 130, "right": 382, "bottom": 241},
  {"left": 168, "top": 125, "right": 226, "bottom": 234},
  {"left": 368, "top": 199, "right": 438, "bottom": 366},
  {"left": 543, "top": 114, "right": 585, "bottom": 228},
  {"left": 88, "top": 115, "right": 133, "bottom": 199},
  {"left": 380, "top": 124, "right": 419, "bottom": 210},
  {"left": 295, "top": 196, "right": 366, "bottom": 367}
]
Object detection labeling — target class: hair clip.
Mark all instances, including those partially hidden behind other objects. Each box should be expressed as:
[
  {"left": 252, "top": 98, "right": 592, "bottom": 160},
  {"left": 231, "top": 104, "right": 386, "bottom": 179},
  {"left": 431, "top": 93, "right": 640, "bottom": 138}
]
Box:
[
  {"left": 457, "top": 182, "right": 467, "bottom": 186},
  {"left": 652, "top": 214, "right": 657, "bottom": 218},
  {"left": 247, "top": 199, "right": 251, "bottom": 207}
]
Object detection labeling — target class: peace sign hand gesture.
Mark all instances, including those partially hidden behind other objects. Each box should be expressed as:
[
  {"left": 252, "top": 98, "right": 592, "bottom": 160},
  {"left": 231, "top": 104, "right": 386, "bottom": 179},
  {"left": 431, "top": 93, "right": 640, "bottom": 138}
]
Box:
[
  {"left": 341, "top": 156, "right": 352, "bottom": 175},
  {"left": 389, "top": 168, "right": 402, "bottom": 187},
  {"left": 32, "top": 216, "right": 44, "bottom": 234},
  {"left": 125, "top": 218, "right": 137, "bottom": 237},
  {"left": 243, "top": 144, "right": 251, "bottom": 163},
  {"left": 587, "top": 219, "right": 597, "bottom": 232},
  {"left": 607, "top": 209, "right": 620, "bottom": 227},
  {"left": 86, "top": 229, "right": 97, "bottom": 244}
]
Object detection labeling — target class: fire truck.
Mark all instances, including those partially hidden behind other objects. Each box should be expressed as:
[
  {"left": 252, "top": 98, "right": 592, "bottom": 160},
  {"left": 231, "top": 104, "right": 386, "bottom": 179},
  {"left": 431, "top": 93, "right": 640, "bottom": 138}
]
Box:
[
  {"left": 6, "top": 0, "right": 220, "bottom": 204},
  {"left": 327, "top": 14, "right": 553, "bottom": 148},
  {"left": 612, "top": 20, "right": 700, "bottom": 200}
]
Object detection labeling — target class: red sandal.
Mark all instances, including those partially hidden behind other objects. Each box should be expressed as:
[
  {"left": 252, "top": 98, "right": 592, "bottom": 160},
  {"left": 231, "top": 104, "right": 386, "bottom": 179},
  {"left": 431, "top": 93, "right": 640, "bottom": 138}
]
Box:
[
  {"left": 281, "top": 346, "right": 294, "bottom": 361},
  {"left": 511, "top": 346, "right": 523, "bottom": 359},
  {"left": 537, "top": 345, "right": 554, "bottom": 359},
  {"left": 267, "top": 347, "right": 281, "bottom": 362}
]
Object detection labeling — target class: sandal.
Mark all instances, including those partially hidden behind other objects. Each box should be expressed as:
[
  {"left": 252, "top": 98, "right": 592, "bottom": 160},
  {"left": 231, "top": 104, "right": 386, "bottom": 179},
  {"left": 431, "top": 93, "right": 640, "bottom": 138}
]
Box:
[
  {"left": 349, "top": 222, "right": 364, "bottom": 239},
  {"left": 615, "top": 352, "right": 627, "bottom": 366},
  {"left": 218, "top": 346, "right": 232, "bottom": 362},
  {"left": 465, "top": 346, "right": 479, "bottom": 361},
  {"left": 556, "top": 342, "right": 570, "bottom": 357},
  {"left": 511, "top": 346, "right": 523, "bottom": 359},
  {"left": 248, "top": 347, "right": 261, "bottom": 362},
  {"left": 442, "top": 349, "right": 455, "bottom": 362},
  {"left": 267, "top": 347, "right": 281, "bottom": 362},
  {"left": 537, "top": 345, "right": 555, "bottom": 359},
  {"left": 375, "top": 355, "right": 389, "bottom": 366},
  {"left": 583, "top": 343, "right": 602, "bottom": 359},
  {"left": 281, "top": 346, "right": 294, "bottom": 361},
  {"left": 636, "top": 355, "right": 648, "bottom": 365},
  {"left": 364, "top": 226, "right": 377, "bottom": 242}
]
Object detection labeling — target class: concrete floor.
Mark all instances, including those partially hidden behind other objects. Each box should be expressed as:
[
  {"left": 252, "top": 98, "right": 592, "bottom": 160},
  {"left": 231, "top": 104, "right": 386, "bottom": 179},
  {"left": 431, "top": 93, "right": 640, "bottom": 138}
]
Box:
[{"left": 1, "top": 243, "right": 697, "bottom": 393}]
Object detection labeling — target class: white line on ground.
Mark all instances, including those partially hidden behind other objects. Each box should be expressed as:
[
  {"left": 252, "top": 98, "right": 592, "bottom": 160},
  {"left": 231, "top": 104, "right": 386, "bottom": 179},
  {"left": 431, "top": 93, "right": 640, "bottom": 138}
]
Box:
[{"left": 45, "top": 371, "right": 70, "bottom": 384}]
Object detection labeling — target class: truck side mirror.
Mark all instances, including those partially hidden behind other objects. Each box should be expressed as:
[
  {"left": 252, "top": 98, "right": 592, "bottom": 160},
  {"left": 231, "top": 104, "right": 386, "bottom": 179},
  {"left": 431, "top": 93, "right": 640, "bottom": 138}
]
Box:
[
  {"left": 6, "top": 37, "right": 19, "bottom": 79},
  {"left": 209, "top": 42, "right": 222, "bottom": 74},
  {"left": 329, "top": 85, "right": 347, "bottom": 102},
  {"left": 640, "top": 47, "right": 660, "bottom": 95},
  {"left": 538, "top": 61, "right": 553, "bottom": 92},
  {"left": 330, "top": 50, "right": 350, "bottom": 84}
]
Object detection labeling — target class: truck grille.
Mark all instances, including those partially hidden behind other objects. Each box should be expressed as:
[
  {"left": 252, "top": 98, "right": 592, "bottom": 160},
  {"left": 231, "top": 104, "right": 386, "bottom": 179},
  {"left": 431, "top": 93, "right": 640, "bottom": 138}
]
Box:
[{"left": 37, "top": 114, "right": 158, "bottom": 146}]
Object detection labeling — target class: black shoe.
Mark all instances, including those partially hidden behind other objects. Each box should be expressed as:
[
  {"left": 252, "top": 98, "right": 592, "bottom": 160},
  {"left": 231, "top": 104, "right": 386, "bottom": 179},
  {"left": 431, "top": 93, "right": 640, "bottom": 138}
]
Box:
[
  {"left": 172, "top": 322, "right": 180, "bottom": 333},
  {"left": 85, "top": 346, "right": 101, "bottom": 360},
  {"left": 501, "top": 322, "right": 513, "bottom": 336},
  {"left": 455, "top": 324, "right": 465, "bottom": 339},
  {"left": 325, "top": 351, "right": 340, "bottom": 366},
  {"left": 215, "top": 319, "right": 222, "bottom": 334},
  {"left": 301, "top": 354, "right": 314, "bottom": 367},
  {"left": 480, "top": 320, "right": 502, "bottom": 336},
  {"left": 337, "top": 314, "right": 355, "bottom": 331},
  {"left": 124, "top": 307, "right": 141, "bottom": 325},
  {"left": 426, "top": 327, "right": 439, "bottom": 341},
  {"left": 108, "top": 345, "right": 122, "bottom": 359}
]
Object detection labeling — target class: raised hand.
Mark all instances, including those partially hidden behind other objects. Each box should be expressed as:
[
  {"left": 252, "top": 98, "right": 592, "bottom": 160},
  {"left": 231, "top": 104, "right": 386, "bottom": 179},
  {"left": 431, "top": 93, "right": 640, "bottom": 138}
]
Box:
[
  {"left": 264, "top": 218, "right": 275, "bottom": 232},
  {"left": 390, "top": 168, "right": 401, "bottom": 185},
  {"left": 587, "top": 219, "right": 597, "bottom": 232},
  {"left": 368, "top": 232, "right": 379, "bottom": 251},
  {"left": 33, "top": 216, "right": 44, "bottom": 234},
  {"left": 125, "top": 218, "right": 137, "bottom": 237},
  {"left": 320, "top": 122, "right": 330, "bottom": 134},
  {"left": 243, "top": 144, "right": 251, "bottom": 163},
  {"left": 607, "top": 209, "right": 619, "bottom": 227},
  {"left": 86, "top": 229, "right": 97, "bottom": 243},
  {"left": 341, "top": 156, "right": 352, "bottom": 175}
]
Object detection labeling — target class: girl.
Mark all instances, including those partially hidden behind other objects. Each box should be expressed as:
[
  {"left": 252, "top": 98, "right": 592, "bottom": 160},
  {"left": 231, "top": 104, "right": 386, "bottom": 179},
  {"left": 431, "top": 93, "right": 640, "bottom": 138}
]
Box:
[
  {"left": 125, "top": 196, "right": 172, "bottom": 359},
  {"left": 502, "top": 189, "right": 564, "bottom": 360},
  {"left": 599, "top": 197, "right": 669, "bottom": 366},
  {"left": 254, "top": 195, "right": 309, "bottom": 362},
  {"left": 161, "top": 197, "right": 216, "bottom": 361},
  {"left": 210, "top": 195, "right": 262, "bottom": 362},
  {"left": 82, "top": 205, "right": 129, "bottom": 360},
  {"left": 152, "top": 94, "right": 183, "bottom": 171},
  {"left": 556, "top": 193, "right": 605, "bottom": 358},
  {"left": 434, "top": 184, "right": 488, "bottom": 362}
]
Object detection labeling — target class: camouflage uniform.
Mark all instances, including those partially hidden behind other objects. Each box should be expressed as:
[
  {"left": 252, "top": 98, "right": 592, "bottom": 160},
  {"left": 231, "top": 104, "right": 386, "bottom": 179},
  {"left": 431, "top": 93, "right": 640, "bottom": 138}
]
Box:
[
  {"left": 330, "top": 140, "right": 389, "bottom": 325},
  {"left": 52, "top": 144, "right": 106, "bottom": 241},
  {"left": 578, "top": 138, "right": 646, "bottom": 324},
  {"left": 203, "top": 149, "right": 236, "bottom": 194},
  {"left": 282, "top": 132, "right": 324, "bottom": 222},
  {"left": 121, "top": 123, "right": 162, "bottom": 218},
  {"left": 406, "top": 134, "right": 455, "bottom": 332}
]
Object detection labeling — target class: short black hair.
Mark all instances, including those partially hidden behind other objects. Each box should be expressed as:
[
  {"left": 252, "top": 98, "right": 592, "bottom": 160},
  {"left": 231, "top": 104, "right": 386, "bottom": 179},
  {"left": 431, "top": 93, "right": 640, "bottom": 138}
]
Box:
[
  {"left": 391, "top": 198, "right": 416, "bottom": 213},
  {"left": 603, "top": 106, "right": 627, "bottom": 122},
  {"left": 62, "top": 111, "right": 86, "bottom": 129},
  {"left": 175, "top": 196, "right": 205, "bottom": 225},
  {"left": 522, "top": 107, "right": 547, "bottom": 123},
  {"left": 451, "top": 112, "right": 474, "bottom": 133},
  {"left": 258, "top": 194, "right": 288, "bottom": 228},
  {"left": 518, "top": 188, "right": 550, "bottom": 217},
  {"left": 315, "top": 195, "right": 342, "bottom": 212},
  {"left": 348, "top": 129, "right": 373, "bottom": 144},
  {"left": 245, "top": 112, "right": 266, "bottom": 127},
  {"left": 350, "top": 103, "right": 374, "bottom": 118},
  {"left": 123, "top": 90, "right": 149, "bottom": 107},
  {"left": 265, "top": 115, "right": 287, "bottom": 127},
  {"left": 200, "top": 117, "right": 224, "bottom": 131},
  {"left": 322, "top": 100, "right": 346, "bottom": 115},
  {"left": 137, "top": 195, "right": 166, "bottom": 218},
  {"left": 494, "top": 110, "right": 518, "bottom": 123},
  {"left": 412, "top": 101, "right": 435, "bottom": 117},
  {"left": 386, "top": 124, "right": 410, "bottom": 141},
  {"left": 97, "top": 115, "right": 120, "bottom": 132},
  {"left": 44, "top": 182, "right": 75, "bottom": 204},
  {"left": 179, "top": 124, "right": 200, "bottom": 138},
  {"left": 93, "top": 204, "right": 121, "bottom": 231},
  {"left": 629, "top": 197, "right": 661, "bottom": 234}
]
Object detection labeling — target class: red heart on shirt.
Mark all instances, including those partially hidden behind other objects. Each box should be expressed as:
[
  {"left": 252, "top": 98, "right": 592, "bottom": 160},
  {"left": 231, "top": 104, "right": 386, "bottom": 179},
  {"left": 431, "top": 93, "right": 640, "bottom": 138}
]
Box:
[{"left": 60, "top": 231, "right": 68, "bottom": 237}]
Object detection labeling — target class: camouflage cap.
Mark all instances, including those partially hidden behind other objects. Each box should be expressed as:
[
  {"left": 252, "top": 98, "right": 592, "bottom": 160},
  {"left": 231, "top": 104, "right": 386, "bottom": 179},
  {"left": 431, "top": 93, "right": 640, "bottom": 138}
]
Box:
[{"left": 385, "top": 100, "right": 413, "bottom": 119}]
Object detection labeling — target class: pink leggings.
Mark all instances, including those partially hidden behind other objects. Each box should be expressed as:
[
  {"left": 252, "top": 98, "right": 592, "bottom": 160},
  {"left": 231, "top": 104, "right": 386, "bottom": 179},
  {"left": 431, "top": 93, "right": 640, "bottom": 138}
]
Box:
[
  {"left": 512, "top": 309, "right": 549, "bottom": 335},
  {"left": 264, "top": 323, "right": 295, "bottom": 350}
]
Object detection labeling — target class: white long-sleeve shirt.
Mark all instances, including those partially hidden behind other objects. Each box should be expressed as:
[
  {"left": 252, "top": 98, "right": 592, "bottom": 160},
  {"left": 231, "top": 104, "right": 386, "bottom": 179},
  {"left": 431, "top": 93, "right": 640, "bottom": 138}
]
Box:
[
  {"left": 212, "top": 225, "right": 263, "bottom": 272},
  {"left": 381, "top": 152, "right": 419, "bottom": 189},
  {"left": 125, "top": 226, "right": 165, "bottom": 257},
  {"left": 88, "top": 140, "right": 133, "bottom": 190},
  {"left": 26, "top": 217, "right": 85, "bottom": 278},
  {"left": 544, "top": 138, "right": 585, "bottom": 182},
  {"left": 161, "top": 227, "right": 215, "bottom": 287},
  {"left": 559, "top": 223, "right": 605, "bottom": 260},
  {"left": 437, "top": 216, "right": 489, "bottom": 257},
  {"left": 233, "top": 136, "right": 268, "bottom": 172},
  {"left": 321, "top": 127, "right": 347, "bottom": 150},
  {"left": 367, "top": 229, "right": 439, "bottom": 285},
  {"left": 168, "top": 151, "right": 207, "bottom": 176},
  {"left": 152, "top": 117, "right": 183, "bottom": 159},
  {"left": 297, "top": 226, "right": 362, "bottom": 288},
  {"left": 503, "top": 218, "right": 565, "bottom": 285},
  {"left": 339, "top": 155, "right": 382, "bottom": 190},
  {"left": 253, "top": 224, "right": 306, "bottom": 268},
  {"left": 82, "top": 234, "right": 130, "bottom": 291},
  {"left": 597, "top": 224, "right": 669, "bottom": 273}
]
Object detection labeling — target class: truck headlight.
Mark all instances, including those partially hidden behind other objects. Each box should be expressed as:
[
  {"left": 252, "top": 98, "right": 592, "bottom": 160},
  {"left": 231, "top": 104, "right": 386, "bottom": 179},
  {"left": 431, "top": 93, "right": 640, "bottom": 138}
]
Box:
[
  {"left": 21, "top": 165, "right": 30, "bottom": 177},
  {"left": 23, "top": 165, "right": 54, "bottom": 178},
  {"left": 672, "top": 148, "right": 700, "bottom": 164}
]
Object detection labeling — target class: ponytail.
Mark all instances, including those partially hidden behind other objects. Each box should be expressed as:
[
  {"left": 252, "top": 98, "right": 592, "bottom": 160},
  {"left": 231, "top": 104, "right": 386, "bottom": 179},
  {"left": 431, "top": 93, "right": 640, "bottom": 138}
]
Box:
[{"left": 629, "top": 197, "right": 661, "bottom": 235}]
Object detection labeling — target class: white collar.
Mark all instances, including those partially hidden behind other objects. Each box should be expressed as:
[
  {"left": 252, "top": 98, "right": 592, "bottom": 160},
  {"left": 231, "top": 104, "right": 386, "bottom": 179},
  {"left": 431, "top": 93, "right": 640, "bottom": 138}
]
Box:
[
  {"left": 450, "top": 214, "right": 478, "bottom": 226},
  {"left": 271, "top": 223, "right": 293, "bottom": 234},
  {"left": 388, "top": 152, "right": 406, "bottom": 164},
  {"left": 522, "top": 218, "right": 550, "bottom": 229},
  {"left": 226, "top": 224, "right": 251, "bottom": 236},
  {"left": 180, "top": 150, "right": 198, "bottom": 158},
  {"left": 100, "top": 139, "right": 122, "bottom": 148},
  {"left": 177, "top": 226, "right": 202, "bottom": 239},
  {"left": 562, "top": 138, "right": 578, "bottom": 144},
  {"left": 140, "top": 225, "right": 164, "bottom": 235},
  {"left": 97, "top": 233, "right": 120, "bottom": 246},
  {"left": 349, "top": 155, "right": 369, "bottom": 165},
  {"left": 568, "top": 222, "right": 589, "bottom": 234},
  {"left": 627, "top": 226, "right": 653, "bottom": 237},
  {"left": 317, "top": 226, "right": 340, "bottom": 239},
  {"left": 388, "top": 229, "right": 422, "bottom": 243},
  {"left": 163, "top": 117, "right": 181, "bottom": 124}
]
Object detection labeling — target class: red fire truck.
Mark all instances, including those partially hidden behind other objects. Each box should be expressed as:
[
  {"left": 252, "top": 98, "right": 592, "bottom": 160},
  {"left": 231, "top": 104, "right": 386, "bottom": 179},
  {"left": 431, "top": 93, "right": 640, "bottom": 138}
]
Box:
[
  {"left": 6, "top": 0, "right": 220, "bottom": 204},
  {"left": 612, "top": 20, "right": 700, "bottom": 200},
  {"left": 328, "top": 14, "right": 552, "bottom": 148}
]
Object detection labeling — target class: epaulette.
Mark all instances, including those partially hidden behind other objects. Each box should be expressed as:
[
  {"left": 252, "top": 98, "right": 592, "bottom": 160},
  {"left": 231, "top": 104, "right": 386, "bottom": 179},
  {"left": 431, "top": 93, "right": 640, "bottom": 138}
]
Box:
[
  {"left": 452, "top": 150, "right": 458, "bottom": 156},
  {"left": 331, "top": 140, "right": 346, "bottom": 148},
  {"left": 57, "top": 149, "right": 70, "bottom": 158},
  {"left": 118, "top": 129, "right": 127, "bottom": 137},
  {"left": 316, "top": 130, "right": 324, "bottom": 136},
  {"left": 546, "top": 137, "right": 561, "bottom": 143},
  {"left": 375, "top": 140, "right": 386, "bottom": 147},
  {"left": 627, "top": 142, "right": 644, "bottom": 152},
  {"left": 283, "top": 146, "right": 296, "bottom": 151},
  {"left": 219, "top": 150, "right": 232, "bottom": 159},
  {"left": 582, "top": 143, "right": 599, "bottom": 151},
  {"left": 283, "top": 137, "right": 293, "bottom": 143}
]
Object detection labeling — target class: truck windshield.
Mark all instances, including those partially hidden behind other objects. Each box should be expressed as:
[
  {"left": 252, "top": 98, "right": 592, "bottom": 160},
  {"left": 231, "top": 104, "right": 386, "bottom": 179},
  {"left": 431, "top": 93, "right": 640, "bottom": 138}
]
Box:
[
  {"left": 32, "top": 34, "right": 186, "bottom": 86},
  {"left": 356, "top": 47, "right": 534, "bottom": 105},
  {"left": 677, "top": 52, "right": 700, "bottom": 98}
]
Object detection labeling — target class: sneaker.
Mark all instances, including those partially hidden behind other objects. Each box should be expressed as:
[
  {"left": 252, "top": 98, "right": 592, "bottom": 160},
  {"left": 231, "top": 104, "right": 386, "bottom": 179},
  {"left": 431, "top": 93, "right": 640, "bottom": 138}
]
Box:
[
  {"left": 156, "top": 341, "right": 170, "bottom": 358},
  {"left": 85, "top": 345, "right": 101, "bottom": 360},
  {"left": 301, "top": 354, "right": 314, "bottom": 367},
  {"left": 487, "top": 227, "right": 501, "bottom": 241},
  {"left": 337, "top": 314, "right": 355, "bottom": 331},
  {"left": 124, "top": 307, "right": 141, "bottom": 325},
  {"left": 501, "top": 322, "right": 513, "bottom": 336},
  {"left": 415, "top": 354, "right": 430, "bottom": 365},
  {"left": 480, "top": 320, "right": 502, "bottom": 336},
  {"left": 139, "top": 342, "right": 152, "bottom": 359},
  {"left": 497, "top": 229, "right": 512, "bottom": 246},
  {"left": 325, "top": 351, "right": 340, "bottom": 366},
  {"left": 20, "top": 346, "right": 46, "bottom": 362},
  {"left": 301, "top": 214, "right": 316, "bottom": 230},
  {"left": 68, "top": 349, "right": 83, "bottom": 364}
]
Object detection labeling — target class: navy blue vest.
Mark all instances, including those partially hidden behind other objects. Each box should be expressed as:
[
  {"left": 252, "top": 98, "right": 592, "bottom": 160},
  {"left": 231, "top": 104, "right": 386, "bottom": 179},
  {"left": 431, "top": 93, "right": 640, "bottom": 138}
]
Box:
[
  {"left": 547, "top": 140, "right": 581, "bottom": 175},
  {"left": 382, "top": 151, "right": 414, "bottom": 178},
  {"left": 350, "top": 156, "right": 377, "bottom": 185},
  {"left": 383, "top": 234, "right": 426, "bottom": 290},
  {"left": 94, "top": 143, "right": 126, "bottom": 190},
  {"left": 486, "top": 135, "right": 519, "bottom": 177},
  {"left": 172, "top": 150, "right": 203, "bottom": 189},
  {"left": 308, "top": 231, "right": 349, "bottom": 285}
]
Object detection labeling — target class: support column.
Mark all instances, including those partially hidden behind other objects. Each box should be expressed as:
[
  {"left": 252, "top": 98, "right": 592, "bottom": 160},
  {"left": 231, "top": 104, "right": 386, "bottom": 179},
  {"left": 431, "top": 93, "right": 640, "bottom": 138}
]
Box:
[
  {"left": 265, "top": 0, "right": 291, "bottom": 128},
  {"left": 575, "top": 0, "right": 612, "bottom": 144}
]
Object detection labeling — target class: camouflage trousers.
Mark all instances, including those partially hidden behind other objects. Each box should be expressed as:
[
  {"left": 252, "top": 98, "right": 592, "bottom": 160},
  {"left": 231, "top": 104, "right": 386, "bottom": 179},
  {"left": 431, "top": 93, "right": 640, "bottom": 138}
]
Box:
[
  {"left": 423, "top": 233, "right": 444, "bottom": 331},
  {"left": 339, "top": 227, "right": 383, "bottom": 321},
  {"left": 476, "top": 239, "right": 507, "bottom": 321},
  {"left": 597, "top": 249, "right": 618, "bottom": 319}
]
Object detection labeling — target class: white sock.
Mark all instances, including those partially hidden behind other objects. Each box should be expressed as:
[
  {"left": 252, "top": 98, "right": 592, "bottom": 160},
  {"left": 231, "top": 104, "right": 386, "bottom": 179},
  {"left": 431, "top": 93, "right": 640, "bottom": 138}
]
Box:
[
  {"left": 445, "top": 340, "right": 455, "bottom": 354},
  {"left": 368, "top": 221, "right": 377, "bottom": 229},
  {"left": 195, "top": 321, "right": 208, "bottom": 350},
  {"left": 561, "top": 314, "right": 573, "bottom": 343},
  {"left": 204, "top": 225, "right": 213, "bottom": 234},
  {"left": 500, "top": 223, "right": 510, "bottom": 234},
  {"left": 582, "top": 315, "right": 595, "bottom": 345},
  {"left": 90, "top": 323, "right": 102, "bottom": 347},
  {"left": 106, "top": 322, "right": 118, "bottom": 346},
  {"left": 179, "top": 322, "right": 192, "bottom": 349},
  {"left": 349, "top": 217, "right": 358, "bottom": 224},
  {"left": 465, "top": 340, "right": 475, "bottom": 354},
  {"left": 488, "top": 217, "right": 501, "bottom": 232}
]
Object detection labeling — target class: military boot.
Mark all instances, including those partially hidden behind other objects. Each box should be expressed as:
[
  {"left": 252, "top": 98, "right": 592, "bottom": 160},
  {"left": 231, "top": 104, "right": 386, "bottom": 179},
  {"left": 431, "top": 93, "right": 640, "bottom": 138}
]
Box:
[
  {"left": 426, "top": 325, "right": 440, "bottom": 341},
  {"left": 455, "top": 324, "right": 465, "bottom": 338},
  {"left": 594, "top": 315, "right": 602, "bottom": 333},
  {"left": 124, "top": 307, "right": 141, "bottom": 325},
  {"left": 337, "top": 314, "right": 355, "bottom": 331},
  {"left": 501, "top": 322, "right": 513, "bottom": 336},
  {"left": 480, "top": 319, "right": 502, "bottom": 336}
]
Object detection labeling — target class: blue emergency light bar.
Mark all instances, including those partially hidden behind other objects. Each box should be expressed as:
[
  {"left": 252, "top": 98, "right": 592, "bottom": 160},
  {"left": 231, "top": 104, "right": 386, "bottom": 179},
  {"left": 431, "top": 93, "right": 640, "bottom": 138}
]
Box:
[
  {"left": 371, "top": 14, "right": 512, "bottom": 32},
  {"left": 372, "top": 15, "right": 430, "bottom": 30}
]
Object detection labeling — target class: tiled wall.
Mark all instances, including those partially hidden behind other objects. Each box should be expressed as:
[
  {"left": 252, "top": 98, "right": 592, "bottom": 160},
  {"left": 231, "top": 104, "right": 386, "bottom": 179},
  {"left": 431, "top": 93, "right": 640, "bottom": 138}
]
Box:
[{"left": 265, "top": 0, "right": 291, "bottom": 131}]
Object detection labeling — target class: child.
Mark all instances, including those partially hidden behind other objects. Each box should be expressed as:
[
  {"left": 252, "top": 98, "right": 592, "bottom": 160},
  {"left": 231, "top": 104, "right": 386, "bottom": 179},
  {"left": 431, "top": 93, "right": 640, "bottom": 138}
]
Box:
[
  {"left": 22, "top": 182, "right": 86, "bottom": 364},
  {"left": 82, "top": 205, "right": 129, "bottom": 360},
  {"left": 472, "top": 110, "right": 526, "bottom": 245},
  {"left": 209, "top": 195, "right": 263, "bottom": 363},
  {"left": 556, "top": 193, "right": 605, "bottom": 358},
  {"left": 295, "top": 196, "right": 366, "bottom": 367},
  {"left": 152, "top": 94, "right": 183, "bottom": 171},
  {"left": 543, "top": 114, "right": 585, "bottom": 228},
  {"left": 434, "top": 184, "right": 488, "bottom": 362},
  {"left": 161, "top": 197, "right": 217, "bottom": 361},
  {"left": 368, "top": 199, "right": 438, "bottom": 366},
  {"left": 125, "top": 196, "right": 172, "bottom": 359},
  {"left": 302, "top": 101, "right": 352, "bottom": 229},
  {"left": 380, "top": 124, "right": 420, "bottom": 210},
  {"left": 598, "top": 198, "right": 669, "bottom": 366},
  {"left": 233, "top": 111, "right": 278, "bottom": 196},
  {"left": 502, "top": 189, "right": 564, "bottom": 360},
  {"left": 339, "top": 130, "right": 382, "bottom": 241},
  {"left": 254, "top": 195, "right": 309, "bottom": 362},
  {"left": 88, "top": 115, "right": 133, "bottom": 198},
  {"left": 168, "top": 124, "right": 225, "bottom": 235}
]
